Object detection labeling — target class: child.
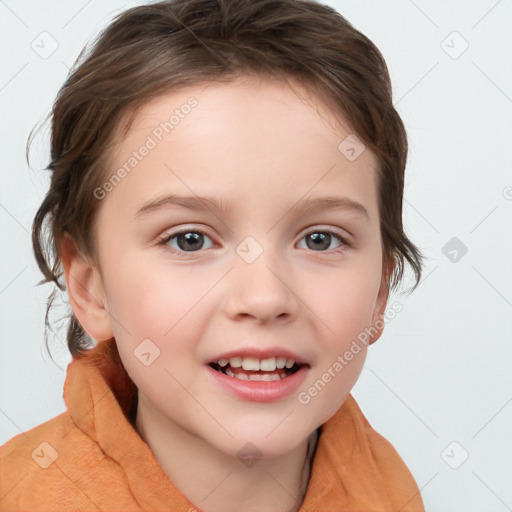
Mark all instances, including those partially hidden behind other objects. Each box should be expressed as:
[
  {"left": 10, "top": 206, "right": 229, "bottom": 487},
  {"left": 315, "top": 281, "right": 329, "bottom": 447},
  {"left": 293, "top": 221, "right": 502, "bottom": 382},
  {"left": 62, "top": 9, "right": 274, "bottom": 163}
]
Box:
[{"left": 0, "top": 0, "right": 426, "bottom": 510}]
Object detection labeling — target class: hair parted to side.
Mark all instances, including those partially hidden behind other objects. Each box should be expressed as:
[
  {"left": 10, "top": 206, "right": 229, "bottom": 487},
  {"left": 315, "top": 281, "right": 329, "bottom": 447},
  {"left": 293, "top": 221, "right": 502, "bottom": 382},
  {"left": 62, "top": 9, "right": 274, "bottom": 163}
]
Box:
[{"left": 30, "top": 0, "right": 424, "bottom": 360}]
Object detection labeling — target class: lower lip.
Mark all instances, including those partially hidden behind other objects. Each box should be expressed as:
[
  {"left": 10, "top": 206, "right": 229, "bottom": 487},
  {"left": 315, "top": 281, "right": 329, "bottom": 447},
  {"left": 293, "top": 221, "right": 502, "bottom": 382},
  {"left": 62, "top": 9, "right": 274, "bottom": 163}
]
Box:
[{"left": 206, "top": 365, "right": 309, "bottom": 402}]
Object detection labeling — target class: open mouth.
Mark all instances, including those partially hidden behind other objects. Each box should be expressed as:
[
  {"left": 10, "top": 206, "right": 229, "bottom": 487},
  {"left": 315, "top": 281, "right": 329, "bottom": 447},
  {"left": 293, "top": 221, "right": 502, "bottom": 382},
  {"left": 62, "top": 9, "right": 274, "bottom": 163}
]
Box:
[{"left": 208, "top": 356, "right": 307, "bottom": 382}]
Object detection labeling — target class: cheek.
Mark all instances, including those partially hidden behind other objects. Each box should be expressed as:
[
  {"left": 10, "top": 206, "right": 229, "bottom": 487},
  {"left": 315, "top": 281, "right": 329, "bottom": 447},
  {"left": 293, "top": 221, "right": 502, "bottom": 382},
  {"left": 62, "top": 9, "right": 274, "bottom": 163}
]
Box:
[
  {"left": 311, "top": 258, "right": 382, "bottom": 348},
  {"left": 298, "top": 254, "right": 381, "bottom": 421},
  {"left": 101, "top": 254, "right": 218, "bottom": 380},
  {"left": 104, "top": 252, "right": 201, "bottom": 337},
  {"left": 103, "top": 259, "right": 210, "bottom": 411},
  {"left": 302, "top": 271, "right": 378, "bottom": 423}
]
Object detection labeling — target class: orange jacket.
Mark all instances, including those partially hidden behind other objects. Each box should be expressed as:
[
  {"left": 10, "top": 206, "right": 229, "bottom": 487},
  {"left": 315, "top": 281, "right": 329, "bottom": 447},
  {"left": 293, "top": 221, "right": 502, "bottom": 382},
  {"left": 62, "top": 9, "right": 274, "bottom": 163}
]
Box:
[{"left": 1, "top": 339, "right": 424, "bottom": 511}]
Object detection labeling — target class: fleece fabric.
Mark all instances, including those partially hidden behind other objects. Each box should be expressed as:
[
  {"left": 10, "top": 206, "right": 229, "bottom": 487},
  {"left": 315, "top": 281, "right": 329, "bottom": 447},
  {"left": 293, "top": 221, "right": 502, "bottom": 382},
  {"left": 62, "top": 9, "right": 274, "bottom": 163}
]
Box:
[{"left": 1, "top": 338, "right": 424, "bottom": 511}]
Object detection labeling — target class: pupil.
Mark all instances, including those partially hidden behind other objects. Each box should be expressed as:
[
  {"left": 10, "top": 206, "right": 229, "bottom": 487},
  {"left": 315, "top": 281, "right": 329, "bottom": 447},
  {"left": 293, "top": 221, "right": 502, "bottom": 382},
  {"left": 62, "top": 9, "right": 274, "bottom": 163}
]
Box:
[
  {"left": 178, "top": 232, "right": 203, "bottom": 251},
  {"left": 307, "top": 232, "right": 330, "bottom": 251}
]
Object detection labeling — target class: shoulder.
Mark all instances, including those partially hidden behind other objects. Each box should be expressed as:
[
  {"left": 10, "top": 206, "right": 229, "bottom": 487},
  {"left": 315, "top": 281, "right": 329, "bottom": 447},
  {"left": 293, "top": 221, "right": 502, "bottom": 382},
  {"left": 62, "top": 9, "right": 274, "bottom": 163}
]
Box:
[
  {"left": 345, "top": 395, "right": 425, "bottom": 512},
  {"left": 1, "top": 412, "right": 96, "bottom": 511},
  {"left": 1, "top": 411, "right": 69, "bottom": 475}
]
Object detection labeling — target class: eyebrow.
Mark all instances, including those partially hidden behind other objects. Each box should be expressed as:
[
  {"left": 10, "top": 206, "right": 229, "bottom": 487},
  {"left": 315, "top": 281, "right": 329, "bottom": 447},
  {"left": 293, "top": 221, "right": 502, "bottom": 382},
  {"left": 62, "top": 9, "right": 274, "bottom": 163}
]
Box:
[{"left": 134, "top": 193, "right": 369, "bottom": 220}]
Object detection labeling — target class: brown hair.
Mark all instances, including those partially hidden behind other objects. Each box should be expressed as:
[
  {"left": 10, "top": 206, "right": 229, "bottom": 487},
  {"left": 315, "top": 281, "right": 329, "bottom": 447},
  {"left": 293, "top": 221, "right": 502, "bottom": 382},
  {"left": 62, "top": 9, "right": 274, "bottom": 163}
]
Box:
[{"left": 30, "top": 0, "right": 423, "bottom": 360}]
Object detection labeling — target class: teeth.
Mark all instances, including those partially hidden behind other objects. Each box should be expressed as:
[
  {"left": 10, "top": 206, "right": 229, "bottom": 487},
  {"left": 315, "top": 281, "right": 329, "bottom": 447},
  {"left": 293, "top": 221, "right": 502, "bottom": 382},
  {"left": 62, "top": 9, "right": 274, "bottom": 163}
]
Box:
[
  {"left": 245, "top": 372, "right": 287, "bottom": 381},
  {"left": 241, "top": 357, "right": 260, "bottom": 371},
  {"left": 220, "top": 365, "right": 290, "bottom": 381},
  {"left": 229, "top": 357, "right": 242, "bottom": 368},
  {"left": 249, "top": 373, "right": 270, "bottom": 381},
  {"left": 219, "top": 356, "right": 296, "bottom": 371},
  {"left": 260, "top": 357, "right": 276, "bottom": 371}
]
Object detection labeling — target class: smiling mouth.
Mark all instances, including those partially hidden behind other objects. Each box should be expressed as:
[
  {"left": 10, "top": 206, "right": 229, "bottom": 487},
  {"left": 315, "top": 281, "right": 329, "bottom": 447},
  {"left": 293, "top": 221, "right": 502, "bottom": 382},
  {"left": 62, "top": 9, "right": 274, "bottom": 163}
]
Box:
[{"left": 208, "top": 359, "right": 306, "bottom": 381}]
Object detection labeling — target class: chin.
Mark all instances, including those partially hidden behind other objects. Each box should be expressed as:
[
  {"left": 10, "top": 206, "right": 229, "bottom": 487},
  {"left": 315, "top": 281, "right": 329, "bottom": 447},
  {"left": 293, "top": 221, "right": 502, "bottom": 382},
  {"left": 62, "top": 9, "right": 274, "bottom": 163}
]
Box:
[{"left": 213, "top": 427, "right": 310, "bottom": 462}]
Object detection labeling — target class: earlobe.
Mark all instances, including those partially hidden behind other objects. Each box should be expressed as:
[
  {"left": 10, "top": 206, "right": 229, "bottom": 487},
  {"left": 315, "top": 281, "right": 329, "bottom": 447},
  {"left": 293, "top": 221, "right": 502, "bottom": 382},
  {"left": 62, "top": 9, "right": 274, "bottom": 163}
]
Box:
[
  {"left": 368, "top": 265, "right": 392, "bottom": 346},
  {"left": 60, "top": 235, "right": 113, "bottom": 342}
]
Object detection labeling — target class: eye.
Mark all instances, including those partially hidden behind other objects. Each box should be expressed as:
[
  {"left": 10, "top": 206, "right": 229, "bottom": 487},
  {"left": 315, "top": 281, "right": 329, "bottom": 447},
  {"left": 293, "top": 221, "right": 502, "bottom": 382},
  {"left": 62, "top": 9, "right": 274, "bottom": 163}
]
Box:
[
  {"left": 157, "top": 229, "right": 214, "bottom": 253},
  {"left": 297, "top": 230, "right": 349, "bottom": 253},
  {"left": 157, "top": 227, "right": 350, "bottom": 256}
]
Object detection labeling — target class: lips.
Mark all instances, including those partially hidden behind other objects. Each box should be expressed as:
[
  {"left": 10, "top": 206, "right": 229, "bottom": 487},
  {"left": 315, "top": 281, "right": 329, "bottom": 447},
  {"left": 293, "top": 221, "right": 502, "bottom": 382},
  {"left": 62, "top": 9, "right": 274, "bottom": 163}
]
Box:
[{"left": 206, "top": 358, "right": 310, "bottom": 402}]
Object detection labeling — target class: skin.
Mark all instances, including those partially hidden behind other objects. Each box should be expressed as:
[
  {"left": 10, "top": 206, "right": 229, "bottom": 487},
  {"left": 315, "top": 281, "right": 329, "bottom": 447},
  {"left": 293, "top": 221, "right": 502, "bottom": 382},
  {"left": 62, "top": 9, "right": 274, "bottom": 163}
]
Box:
[{"left": 62, "top": 74, "right": 390, "bottom": 512}]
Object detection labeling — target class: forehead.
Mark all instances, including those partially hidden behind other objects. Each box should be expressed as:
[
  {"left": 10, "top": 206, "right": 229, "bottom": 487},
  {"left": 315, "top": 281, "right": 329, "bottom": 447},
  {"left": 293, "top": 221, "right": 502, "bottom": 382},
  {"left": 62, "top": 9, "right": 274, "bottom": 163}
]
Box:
[
  {"left": 120, "top": 74, "right": 354, "bottom": 141},
  {"left": 100, "top": 75, "right": 380, "bottom": 222}
]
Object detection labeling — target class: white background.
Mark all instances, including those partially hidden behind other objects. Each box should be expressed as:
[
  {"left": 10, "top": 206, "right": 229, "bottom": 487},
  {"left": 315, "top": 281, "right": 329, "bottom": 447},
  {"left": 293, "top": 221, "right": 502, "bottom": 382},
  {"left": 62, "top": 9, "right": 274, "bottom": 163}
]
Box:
[{"left": 1, "top": 1, "right": 511, "bottom": 511}]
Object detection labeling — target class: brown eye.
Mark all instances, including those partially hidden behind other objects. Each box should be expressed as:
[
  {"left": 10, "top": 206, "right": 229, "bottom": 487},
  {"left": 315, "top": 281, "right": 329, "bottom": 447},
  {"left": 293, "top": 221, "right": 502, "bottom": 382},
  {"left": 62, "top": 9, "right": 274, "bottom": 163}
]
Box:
[
  {"left": 298, "top": 230, "right": 348, "bottom": 253},
  {"left": 160, "top": 230, "right": 214, "bottom": 253}
]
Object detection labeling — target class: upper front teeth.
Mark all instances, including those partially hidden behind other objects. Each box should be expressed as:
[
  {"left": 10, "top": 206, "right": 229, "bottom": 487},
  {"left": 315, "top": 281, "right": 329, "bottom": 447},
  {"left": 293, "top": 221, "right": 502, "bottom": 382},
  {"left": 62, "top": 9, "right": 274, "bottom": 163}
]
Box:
[{"left": 217, "top": 356, "right": 296, "bottom": 371}]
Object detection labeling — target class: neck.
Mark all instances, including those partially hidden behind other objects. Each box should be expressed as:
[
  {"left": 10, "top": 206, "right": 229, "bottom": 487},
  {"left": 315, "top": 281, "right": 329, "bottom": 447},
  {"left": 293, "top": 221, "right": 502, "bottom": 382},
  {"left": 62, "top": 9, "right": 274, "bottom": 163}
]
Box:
[{"left": 134, "top": 391, "right": 316, "bottom": 512}]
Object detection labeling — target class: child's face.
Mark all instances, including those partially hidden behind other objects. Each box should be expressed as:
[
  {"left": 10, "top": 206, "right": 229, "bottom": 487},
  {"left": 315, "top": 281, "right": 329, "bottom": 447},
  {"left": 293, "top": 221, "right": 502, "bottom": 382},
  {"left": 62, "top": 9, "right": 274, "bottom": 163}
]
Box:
[{"left": 91, "top": 75, "right": 386, "bottom": 458}]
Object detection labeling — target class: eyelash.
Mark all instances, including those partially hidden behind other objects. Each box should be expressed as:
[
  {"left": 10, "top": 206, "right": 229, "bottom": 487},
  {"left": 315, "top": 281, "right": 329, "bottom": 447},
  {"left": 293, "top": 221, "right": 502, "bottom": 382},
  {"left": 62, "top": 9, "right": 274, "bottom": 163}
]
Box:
[{"left": 156, "top": 227, "right": 352, "bottom": 256}]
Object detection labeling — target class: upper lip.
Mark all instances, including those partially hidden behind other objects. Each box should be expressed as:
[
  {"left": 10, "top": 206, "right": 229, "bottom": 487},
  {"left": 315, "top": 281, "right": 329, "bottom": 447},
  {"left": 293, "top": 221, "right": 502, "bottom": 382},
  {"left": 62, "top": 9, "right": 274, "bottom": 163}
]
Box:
[{"left": 208, "top": 347, "right": 310, "bottom": 366}]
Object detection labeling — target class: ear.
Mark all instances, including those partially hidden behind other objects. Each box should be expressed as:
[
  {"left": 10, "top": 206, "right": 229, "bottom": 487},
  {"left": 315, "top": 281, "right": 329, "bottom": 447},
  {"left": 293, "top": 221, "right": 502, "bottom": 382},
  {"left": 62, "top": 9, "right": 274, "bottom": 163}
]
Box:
[
  {"left": 60, "top": 234, "right": 114, "bottom": 342},
  {"left": 368, "top": 262, "right": 392, "bottom": 346}
]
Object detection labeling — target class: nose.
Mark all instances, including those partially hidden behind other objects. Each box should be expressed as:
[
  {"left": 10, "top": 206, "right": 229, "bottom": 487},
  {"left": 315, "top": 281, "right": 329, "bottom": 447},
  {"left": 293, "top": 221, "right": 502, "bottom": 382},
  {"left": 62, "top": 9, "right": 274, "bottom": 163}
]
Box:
[{"left": 222, "top": 249, "right": 299, "bottom": 324}]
